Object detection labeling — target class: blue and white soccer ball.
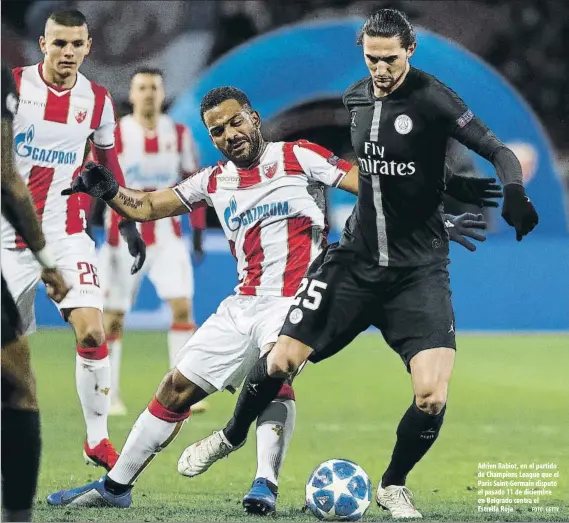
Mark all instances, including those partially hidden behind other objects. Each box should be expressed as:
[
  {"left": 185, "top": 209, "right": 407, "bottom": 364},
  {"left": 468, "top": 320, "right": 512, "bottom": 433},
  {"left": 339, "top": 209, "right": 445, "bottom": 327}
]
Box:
[{"left": 305, "top": 459, "right": 372, "bottom": 521}]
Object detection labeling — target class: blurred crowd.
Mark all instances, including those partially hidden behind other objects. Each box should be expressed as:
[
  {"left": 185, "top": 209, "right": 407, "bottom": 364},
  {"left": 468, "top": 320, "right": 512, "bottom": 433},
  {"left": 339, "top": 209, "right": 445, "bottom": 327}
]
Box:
[{"left": 2, "top": 0, "right": 568, "bottom": 197}]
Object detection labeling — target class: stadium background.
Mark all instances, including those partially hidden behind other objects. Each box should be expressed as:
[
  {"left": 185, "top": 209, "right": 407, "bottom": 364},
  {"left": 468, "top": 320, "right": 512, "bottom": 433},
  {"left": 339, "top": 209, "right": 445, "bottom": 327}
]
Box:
[
  {"left": 2, "top": 2, "right": 568, "bottom": 522},
  {"left": 2, "top": 0, "right": 568, "bottom": 332}
]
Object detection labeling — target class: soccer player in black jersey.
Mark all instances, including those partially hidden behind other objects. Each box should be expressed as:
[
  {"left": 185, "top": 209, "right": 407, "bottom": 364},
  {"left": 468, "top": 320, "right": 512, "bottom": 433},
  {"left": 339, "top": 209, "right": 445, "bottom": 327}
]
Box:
[
  {"left": 1, "top": 64, "right": 70, "bottom": 522},
  {"left": 177, "top": 8, "right": 538, "bottom": 518},
  {"left": 177, "top": 8, "right": 538, "bottom": 519}
]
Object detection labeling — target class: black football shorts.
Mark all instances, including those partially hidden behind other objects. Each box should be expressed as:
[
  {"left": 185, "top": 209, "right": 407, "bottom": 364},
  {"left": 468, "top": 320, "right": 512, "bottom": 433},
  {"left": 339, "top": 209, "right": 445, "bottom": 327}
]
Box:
[{"left": 280, "top": 243, "right": 456, "bottom": 371}]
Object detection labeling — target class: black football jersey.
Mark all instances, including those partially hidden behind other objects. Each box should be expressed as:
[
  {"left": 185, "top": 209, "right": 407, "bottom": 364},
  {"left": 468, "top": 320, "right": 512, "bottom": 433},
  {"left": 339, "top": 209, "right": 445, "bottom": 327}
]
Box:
[{"left": 341, "top": 67, "right": 480, "bottom": 267}]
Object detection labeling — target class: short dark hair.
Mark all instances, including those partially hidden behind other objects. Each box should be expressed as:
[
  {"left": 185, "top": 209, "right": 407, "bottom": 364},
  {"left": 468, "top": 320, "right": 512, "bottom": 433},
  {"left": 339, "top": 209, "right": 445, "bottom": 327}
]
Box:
[
  {"left": 131, "top": 67, "right": 164, "bottom": 81},
  {"left": 357, "top": 8, "right": 415, "bottom": 49},
  {"left": 46, "top": 9, "right": 88, "bottom": 30},
  {"left": 200, "top": 86, "right": 251, "bottom": 123}
]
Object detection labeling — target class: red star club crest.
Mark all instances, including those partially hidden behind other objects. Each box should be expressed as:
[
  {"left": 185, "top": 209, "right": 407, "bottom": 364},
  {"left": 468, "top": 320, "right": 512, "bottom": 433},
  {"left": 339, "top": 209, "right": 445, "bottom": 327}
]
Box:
[
  {"left": 263, "top": 162, "right": 278, "bottom": 178},
  {"left": 75, "top": 108, "right": 87, "bottom": 123}
]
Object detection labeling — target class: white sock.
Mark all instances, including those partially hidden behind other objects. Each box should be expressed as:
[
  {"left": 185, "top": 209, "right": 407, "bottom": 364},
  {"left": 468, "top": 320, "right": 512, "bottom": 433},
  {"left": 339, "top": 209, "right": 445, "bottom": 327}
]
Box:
[
  {"left": 107, "top": 399, "right": 189, "bottom": 485},
  {"left": 76, "top": 354, "right": 111, "bottom": 447},
  {"left": 108, "top": 337, "right": 123, "bottom": 400},
  {"left": 167, "top": 323, "right": 196, "bottom": 368},
  {"left": 255, "top": 398, "right": 296, "bottom": 486}
]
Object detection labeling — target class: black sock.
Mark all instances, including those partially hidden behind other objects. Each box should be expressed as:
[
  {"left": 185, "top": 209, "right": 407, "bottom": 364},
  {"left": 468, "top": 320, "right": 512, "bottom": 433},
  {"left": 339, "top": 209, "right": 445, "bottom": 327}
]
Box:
[
  {"left": 224, "top": 354, "right": 285, "bottom": 447},
  {"left": 1, "top": 409, "right": 41, "bottom": 518},
  {"left": 382, "top": 401, "right": 447, "bottom": 487},
  {"left": 104, "top": 476, "right": 132, "bottom": 496}
]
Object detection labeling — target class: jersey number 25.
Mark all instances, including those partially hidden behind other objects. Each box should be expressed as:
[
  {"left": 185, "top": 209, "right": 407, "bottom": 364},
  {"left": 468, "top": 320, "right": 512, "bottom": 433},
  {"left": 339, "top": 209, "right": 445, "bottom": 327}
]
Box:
[{"left": 292, "top": 278, "right": 327, "bottom": 311}]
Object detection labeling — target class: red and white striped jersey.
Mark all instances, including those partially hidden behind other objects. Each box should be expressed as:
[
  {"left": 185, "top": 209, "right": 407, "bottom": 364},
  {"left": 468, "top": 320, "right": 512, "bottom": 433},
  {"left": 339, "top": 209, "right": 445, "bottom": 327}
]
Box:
[
  {"left": 1, "top": 62, "right": 116, "bottom": 248},
  {"left": 106, "top": 114, "right": 199, "bottom": 246},
  {"left": 173, "top": 140, "right": 351, "bottom": 297}
]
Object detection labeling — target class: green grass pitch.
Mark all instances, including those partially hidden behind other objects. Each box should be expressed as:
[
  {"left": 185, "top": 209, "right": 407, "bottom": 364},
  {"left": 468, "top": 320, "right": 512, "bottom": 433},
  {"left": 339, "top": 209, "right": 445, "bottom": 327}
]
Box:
[{"left": 29, "top": 331, "right": 568, "bottom": 522}]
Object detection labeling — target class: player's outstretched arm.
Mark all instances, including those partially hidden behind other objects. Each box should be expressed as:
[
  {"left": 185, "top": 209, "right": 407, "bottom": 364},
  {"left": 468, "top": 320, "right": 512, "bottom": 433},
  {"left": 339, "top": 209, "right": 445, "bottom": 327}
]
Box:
[
  {"left": 109, "top": 186, "right": 187, "bottom": 222},
  {"left": 430, "top": 83, "right": 538, "bottom": 240},
  {"left": 61, "top": 162, "right": 187, "bottom": 221}
]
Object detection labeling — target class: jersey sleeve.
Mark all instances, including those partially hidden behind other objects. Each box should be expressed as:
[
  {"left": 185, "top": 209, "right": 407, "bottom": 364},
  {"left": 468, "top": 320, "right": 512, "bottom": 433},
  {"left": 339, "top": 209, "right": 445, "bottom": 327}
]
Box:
[
  {"left": 425, "top": 77, "right": 523, "bottom": 185},
  {"left": 424, "top": 79, "right": 482, "bottom": 139},
  {"left": 292, "top": 140, "right": 352, "bottom": 187},
  {"left": 1, "top": 66, "right": 18, "bottom": 121},
  {"left": 178, "top": 124, "right": 200, "bottom": 176},
  {"left": 172, "top": 167, "right": 213, "bottom": 210},
  {"left": 92, "top": 92, "right": 116, "bottom": 148}
]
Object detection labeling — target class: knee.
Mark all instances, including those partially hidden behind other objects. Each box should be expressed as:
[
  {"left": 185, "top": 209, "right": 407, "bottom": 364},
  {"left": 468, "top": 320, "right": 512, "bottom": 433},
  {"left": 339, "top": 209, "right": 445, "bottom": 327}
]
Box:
[
  {"left": 267, "top": 337, "right": 307, "bottom": 378},
  {"left": 267, "top": 352, "right": 297, "bottom": 378},
  {"left": 76, "top": 325, "right": 106, "bottom": 348},
  {"left": 169, "top": 300, "right": 190, "bottom": 325},
  {"left": 156, "top": 369, "right": 203, "bottom": 412},
  {"left": 105, "top": 312, "right": 124, "bottom": 337},
  {"left": 415, "top": 389, "right": 447, "bottom": 415}
]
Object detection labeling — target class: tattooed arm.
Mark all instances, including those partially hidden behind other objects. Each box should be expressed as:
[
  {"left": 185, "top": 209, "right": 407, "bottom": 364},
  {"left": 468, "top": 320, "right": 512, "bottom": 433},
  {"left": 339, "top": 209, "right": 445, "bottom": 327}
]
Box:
[
  {"left": 106, "top": 187, "right": 188, "bottom": 222},
  {"left": 63, "top": 162, "right": 210, "bottom": 222}
]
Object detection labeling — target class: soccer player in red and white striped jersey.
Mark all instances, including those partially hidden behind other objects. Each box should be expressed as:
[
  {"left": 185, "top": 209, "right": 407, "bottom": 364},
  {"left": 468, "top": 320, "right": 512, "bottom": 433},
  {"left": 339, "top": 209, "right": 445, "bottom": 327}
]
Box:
[
  {"left": 45, "top": 86, "right": 358, "bottom": 513},
  {"left": 0, "top": 9, "right": 143, "bottom": 471},
  {"left": 97, "top": 69, "right": 206, "bottom": 416}
]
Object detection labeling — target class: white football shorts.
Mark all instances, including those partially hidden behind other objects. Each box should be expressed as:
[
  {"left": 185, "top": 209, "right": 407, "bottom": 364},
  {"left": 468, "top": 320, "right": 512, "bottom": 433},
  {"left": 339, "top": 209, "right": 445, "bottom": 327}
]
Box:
[
  {"left": 98, "top": 236, "right": 194, "bottom": 312},
  {"left": 1, "top": 233, "right": 103, "bottom": 335},
  {"left": 176, "top": 294, "right": 294, "bottom": 394}
]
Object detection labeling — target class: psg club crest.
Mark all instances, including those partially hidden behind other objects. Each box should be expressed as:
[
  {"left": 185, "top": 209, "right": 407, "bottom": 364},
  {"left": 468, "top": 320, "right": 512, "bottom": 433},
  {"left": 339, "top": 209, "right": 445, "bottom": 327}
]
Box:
[
  {"left": 262, "top": 162, "right": 278, "bottom": 178},
  {"left": 74, "top": 107, "right": 88, "bottom": 124},
  {"left": 394, "top": 114, "right": 413, "bottom": 135}
]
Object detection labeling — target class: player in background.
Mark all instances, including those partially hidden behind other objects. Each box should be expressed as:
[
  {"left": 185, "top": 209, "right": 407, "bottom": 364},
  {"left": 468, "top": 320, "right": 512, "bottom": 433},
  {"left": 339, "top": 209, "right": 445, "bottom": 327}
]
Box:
[
  {"left": 1, "top": 64, "right": 70, "bottom": 522},
  {"left": 97, "top": 68, "right": 207, "bottom": 416},
  {"left": 0, "top": 9, "right": 145, "bottom": 471},
  {"left": 175, "top": 9, "right": 538, "bottom": 520},
  {"left": 46, "top": 87, "right": 497, "bottom": 513}
]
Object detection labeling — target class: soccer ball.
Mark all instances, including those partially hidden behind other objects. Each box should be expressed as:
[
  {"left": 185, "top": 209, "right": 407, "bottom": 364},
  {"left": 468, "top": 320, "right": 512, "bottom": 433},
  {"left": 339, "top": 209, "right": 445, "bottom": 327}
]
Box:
[{"left": 305, "top": 459, "right": 372, "bottom": 521}]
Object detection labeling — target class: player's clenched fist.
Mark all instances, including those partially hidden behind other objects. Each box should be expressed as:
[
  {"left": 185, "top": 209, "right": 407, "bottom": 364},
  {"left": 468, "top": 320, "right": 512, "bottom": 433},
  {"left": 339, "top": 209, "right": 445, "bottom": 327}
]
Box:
[
  {"left": 501, "top": 183, "right": 539, "bottom": 241},
  {"left": 41, "top": 268, "right": 70, "bottom": 303},
  {"left": 61, "top": 162, "right": 119, "bottom": 201}
]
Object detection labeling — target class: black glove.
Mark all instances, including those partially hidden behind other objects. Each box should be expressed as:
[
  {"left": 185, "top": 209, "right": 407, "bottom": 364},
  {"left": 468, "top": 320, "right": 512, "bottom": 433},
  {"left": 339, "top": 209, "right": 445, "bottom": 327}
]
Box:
[
  {"left": 192, "top": 228, "right": 205, "bottom": 265},
  {"left": 501, "top": 183, "right": 539, "bottom": 241},
  {"left": 444, "top": 175, "right": 503, "bottom": 207},
  {"left": 61, "top": 162, "right": 119, "bottom": 201},
  {"left": 445, "top": 213, "right": 487, "bottom": 252},
  {"left": 118, "top": 220, "right": 146, "bottom": 274}
]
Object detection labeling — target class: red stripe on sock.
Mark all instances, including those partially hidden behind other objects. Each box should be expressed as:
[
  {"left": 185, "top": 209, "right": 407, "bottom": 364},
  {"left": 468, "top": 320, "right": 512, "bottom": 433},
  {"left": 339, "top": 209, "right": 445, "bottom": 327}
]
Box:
[
  {"left": 277, "top": 383, "right": 295, "bottom": 401},
  {"left": 148, "top": 396, "right": 191, "bottom": 422},
  {"left": 76, "top": 343, "right": 109, "bottom": 360},
  {"left": 171, "top": 323, "right": 196, "bottom": 332}
]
